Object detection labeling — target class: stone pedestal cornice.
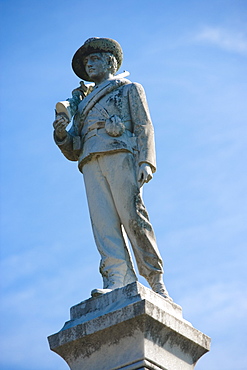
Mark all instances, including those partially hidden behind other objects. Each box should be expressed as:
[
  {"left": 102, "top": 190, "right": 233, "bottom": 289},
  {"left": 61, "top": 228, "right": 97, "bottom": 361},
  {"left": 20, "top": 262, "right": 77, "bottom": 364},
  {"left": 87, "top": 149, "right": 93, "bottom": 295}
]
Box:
[{"left": 48, "top": 282, "right": 210, "bottom": 370}]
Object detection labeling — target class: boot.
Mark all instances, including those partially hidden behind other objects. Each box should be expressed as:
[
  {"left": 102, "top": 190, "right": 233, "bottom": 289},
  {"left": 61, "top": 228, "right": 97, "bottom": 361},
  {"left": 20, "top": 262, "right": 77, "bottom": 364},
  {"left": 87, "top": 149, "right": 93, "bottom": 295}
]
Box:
[
  {"left": 91, "top": 276, "right": 125, "bottom": 298},
  {"left": 91, "top": 288, "right": 113, "bottom": 297},
  {"left": 147, "top": 273, "right": 173, "bottom": 301}
]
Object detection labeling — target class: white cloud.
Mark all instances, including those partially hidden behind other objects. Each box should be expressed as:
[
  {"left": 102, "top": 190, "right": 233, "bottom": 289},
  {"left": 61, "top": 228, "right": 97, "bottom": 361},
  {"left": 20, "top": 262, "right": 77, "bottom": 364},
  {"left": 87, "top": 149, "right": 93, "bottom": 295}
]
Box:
[{"left": 195, "top": 27, "right": 247, "bottom": 55}]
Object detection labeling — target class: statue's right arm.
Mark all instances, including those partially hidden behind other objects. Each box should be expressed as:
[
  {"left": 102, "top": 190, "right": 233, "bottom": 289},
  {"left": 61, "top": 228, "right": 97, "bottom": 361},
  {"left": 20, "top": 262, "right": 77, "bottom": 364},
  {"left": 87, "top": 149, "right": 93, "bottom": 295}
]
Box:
[
  {"left": 53, "top": 114, "right": 80, "bottom": 162},
  {"left": 53, "top": 115, "right": 69, "bottom": 141}
]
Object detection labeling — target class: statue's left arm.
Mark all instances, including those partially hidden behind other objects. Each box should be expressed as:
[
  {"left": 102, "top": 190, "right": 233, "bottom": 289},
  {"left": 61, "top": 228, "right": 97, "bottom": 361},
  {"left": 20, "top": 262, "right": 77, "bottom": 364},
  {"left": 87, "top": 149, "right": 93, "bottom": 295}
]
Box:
[{"left": 128, "top": 82, "right": 156, "bottom": 185}]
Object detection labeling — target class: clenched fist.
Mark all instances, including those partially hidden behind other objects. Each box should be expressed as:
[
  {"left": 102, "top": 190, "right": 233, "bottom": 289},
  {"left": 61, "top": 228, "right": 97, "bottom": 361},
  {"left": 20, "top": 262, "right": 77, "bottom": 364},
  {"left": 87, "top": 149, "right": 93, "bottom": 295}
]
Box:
[
  {"left": 138, "top": 163, "right": 153, "bottom": 187},
  {"left": 53, "top": 114, "right": 69, "bottom": 141}
]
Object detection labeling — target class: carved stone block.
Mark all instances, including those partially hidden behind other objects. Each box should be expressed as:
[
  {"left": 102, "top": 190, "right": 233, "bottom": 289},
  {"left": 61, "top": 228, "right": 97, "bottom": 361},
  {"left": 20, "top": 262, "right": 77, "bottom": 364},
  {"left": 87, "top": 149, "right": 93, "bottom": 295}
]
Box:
[{"left": 48, "top": 282, "right": 210, "bottom": 370}]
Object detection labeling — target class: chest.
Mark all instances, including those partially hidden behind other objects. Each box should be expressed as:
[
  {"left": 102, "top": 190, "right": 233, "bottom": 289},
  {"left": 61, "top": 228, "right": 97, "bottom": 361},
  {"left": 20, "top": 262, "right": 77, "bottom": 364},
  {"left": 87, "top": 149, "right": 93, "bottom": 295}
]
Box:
[{"left": 96, "top": 85, "right": 130, "bottom": 117}]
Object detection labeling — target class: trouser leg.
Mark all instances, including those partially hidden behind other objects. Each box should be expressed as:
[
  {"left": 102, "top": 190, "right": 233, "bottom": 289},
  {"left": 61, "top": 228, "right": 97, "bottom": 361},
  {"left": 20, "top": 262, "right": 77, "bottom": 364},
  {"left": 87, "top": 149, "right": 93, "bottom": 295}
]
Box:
[
  {"left": 82, "top": 156, "right": 137, "bottom": 288},
  {"left": 99, "top": 152, "right": 164, "bottom": 280}
]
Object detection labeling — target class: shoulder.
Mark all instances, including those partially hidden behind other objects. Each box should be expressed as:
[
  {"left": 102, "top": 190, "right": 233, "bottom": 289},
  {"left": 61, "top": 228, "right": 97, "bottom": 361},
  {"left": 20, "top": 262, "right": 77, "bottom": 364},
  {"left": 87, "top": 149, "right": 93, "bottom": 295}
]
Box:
[
  {"left": 124, "top": 81, "right": 147, "bottom": 101},
  {"left": 123, "top": 81, "right": 144, "bottom": 90}
]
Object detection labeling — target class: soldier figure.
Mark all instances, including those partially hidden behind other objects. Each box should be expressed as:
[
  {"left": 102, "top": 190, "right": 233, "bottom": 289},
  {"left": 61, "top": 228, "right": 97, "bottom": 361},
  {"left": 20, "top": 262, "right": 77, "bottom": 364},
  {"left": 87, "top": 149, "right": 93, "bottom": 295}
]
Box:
[{"left": 53, "top": 37, "right": 171, "bottom": 300}]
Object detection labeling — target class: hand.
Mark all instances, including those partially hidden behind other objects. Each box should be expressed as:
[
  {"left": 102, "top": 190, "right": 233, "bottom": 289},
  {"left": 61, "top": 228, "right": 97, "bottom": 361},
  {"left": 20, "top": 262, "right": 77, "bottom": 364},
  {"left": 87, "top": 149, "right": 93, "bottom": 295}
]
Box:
[
  {"left": 138, "top": 163, "right": 153, "bottom": 187},
  {"left": 53, "top": 114, "right": 69, "bottom": 141}
]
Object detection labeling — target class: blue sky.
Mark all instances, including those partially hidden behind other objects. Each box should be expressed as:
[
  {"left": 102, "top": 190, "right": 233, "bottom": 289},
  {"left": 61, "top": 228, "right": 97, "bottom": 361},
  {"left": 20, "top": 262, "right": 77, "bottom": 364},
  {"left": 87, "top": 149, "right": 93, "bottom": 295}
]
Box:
[{"left": 0, "top": 0, "right": 247, "bottom": 369}]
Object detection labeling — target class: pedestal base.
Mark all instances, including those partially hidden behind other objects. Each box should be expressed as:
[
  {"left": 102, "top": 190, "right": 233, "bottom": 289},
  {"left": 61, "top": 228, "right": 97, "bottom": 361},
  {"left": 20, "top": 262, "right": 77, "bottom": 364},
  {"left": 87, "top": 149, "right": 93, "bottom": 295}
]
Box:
[{"left": 48, "top": 282, "right": 210, "bottom": 370}]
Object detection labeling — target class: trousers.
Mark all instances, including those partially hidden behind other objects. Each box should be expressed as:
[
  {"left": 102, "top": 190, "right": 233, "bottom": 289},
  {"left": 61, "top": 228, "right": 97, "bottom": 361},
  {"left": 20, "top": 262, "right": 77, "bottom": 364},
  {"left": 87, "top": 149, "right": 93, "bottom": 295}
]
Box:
[{"left": 82, "top": 151, "right": 163, "bottom": 289}]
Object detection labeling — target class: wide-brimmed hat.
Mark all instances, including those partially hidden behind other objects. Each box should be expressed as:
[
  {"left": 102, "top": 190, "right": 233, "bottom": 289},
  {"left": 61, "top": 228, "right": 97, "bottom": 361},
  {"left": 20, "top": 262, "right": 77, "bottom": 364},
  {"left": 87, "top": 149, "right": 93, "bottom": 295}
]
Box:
[{"left": 72, "top": 37, "right": 123, "bottom": 81}]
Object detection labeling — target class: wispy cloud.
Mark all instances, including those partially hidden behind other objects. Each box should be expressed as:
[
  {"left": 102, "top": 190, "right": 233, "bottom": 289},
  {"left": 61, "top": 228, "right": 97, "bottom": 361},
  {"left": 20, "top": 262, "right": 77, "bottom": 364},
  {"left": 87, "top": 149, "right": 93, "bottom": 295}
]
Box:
[{"left": 195, "top": 27, "right": 247, "bottom": 55}]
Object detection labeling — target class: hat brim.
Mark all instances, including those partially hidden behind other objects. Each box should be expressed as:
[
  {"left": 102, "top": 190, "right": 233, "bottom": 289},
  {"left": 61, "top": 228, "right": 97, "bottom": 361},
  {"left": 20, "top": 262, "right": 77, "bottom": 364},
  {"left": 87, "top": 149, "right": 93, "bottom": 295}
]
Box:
[{"left": 72, "top": 37, "right": 123, "bottom": 81}]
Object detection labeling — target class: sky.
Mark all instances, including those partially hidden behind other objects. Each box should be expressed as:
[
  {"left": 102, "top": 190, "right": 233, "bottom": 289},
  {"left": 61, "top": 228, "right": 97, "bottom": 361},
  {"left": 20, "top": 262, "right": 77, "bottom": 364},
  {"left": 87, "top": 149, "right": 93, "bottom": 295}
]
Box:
[{"left": 0, "top": 0, "right": 247, "bottom": 369}]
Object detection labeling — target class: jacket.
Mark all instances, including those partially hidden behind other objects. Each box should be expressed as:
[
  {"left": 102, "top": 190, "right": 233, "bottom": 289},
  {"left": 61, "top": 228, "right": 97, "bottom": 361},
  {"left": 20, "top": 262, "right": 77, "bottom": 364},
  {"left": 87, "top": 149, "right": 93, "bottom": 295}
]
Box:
[{"left": 54, "top": 78, "right": 156, "bottom": 173}]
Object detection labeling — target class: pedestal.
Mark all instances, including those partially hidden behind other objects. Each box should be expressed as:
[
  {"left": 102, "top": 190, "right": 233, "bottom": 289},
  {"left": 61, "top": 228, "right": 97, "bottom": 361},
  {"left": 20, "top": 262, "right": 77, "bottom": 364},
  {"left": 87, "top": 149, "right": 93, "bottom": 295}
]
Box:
[{"left": 48, "top": 282, "right": 210, "bottom": 370}]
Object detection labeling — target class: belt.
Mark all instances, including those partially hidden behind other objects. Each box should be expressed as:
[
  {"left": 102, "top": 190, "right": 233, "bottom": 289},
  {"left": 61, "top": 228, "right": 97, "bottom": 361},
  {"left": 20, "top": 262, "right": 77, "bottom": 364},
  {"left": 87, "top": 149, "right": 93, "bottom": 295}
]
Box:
[
  {"left": 83, "top": 120, "right": 133, "bottom": 142},
  {"left": 84, "top": 127, "right": 106, "bottom": 142},
  {"left": 87, "top": 121, "right": 105, "bottom": 132},
  {"left": 83, "top": 119, "right": 132, "bottom": 134},
  {"left": 83, "top": 127, "right": 133, "bottom": 142}
]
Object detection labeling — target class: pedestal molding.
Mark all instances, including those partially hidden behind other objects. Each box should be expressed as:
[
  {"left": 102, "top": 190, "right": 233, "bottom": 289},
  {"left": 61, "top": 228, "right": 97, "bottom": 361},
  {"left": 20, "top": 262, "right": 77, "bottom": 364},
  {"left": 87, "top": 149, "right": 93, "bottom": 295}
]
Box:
[{"left": 48, "top": 282, "right": 210, "bottom": 370}]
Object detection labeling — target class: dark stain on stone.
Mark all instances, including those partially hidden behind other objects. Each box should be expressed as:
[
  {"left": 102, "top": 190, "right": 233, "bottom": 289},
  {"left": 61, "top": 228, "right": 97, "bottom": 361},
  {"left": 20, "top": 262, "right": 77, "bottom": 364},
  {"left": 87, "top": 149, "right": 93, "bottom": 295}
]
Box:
[
  {"left": 106, "top": 88, "right": 123, "bottom": 109},
  {"left": 109, "top": 140, "right": 127, "bottom": 148}
]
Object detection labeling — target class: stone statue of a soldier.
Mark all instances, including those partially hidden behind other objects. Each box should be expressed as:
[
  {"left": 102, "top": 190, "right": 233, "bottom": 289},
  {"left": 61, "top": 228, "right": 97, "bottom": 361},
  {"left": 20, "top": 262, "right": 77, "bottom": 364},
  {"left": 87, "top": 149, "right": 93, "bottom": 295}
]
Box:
[{"left": 53, "top": 37, "right": 172, "bottom": 300}]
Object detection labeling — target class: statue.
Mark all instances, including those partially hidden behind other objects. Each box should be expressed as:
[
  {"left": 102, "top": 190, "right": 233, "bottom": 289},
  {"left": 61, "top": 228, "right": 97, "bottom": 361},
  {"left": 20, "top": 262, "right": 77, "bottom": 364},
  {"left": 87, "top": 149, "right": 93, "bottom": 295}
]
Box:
[{"left": 53, "top": 37, "right": 172, "bottom": 300}]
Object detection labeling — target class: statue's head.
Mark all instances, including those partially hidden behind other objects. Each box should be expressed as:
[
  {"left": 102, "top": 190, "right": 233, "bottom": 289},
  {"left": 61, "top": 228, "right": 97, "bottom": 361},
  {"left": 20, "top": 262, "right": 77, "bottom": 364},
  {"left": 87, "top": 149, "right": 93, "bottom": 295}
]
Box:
[{"left": 72, "top": 37, "right": 123, "bottom": 81}]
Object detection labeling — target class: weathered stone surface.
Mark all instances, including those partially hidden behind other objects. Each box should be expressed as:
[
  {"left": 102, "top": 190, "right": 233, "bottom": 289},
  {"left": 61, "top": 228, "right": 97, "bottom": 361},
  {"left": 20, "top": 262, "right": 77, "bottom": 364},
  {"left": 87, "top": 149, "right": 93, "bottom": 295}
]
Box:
[
  {"left": 48, "top": 282, "right": 210, "bottom": 370},
  {"left": 53, "top": 37, "right": 172, "bottom": 301}
]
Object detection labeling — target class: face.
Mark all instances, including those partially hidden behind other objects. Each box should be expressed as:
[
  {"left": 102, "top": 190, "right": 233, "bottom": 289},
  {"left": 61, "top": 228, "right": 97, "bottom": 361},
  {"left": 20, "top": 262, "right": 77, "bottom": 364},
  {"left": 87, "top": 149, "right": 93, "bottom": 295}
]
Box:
[{"left": 84, "top": 53, "right": 110, "bottom": 83}]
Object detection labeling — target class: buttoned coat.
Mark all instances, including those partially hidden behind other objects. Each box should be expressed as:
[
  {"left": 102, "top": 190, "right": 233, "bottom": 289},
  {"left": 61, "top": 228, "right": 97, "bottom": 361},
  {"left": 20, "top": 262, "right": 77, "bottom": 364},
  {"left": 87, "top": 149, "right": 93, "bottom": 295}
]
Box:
[{"left": 55, "top": 78, "right": 156, "bottom": 174}]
